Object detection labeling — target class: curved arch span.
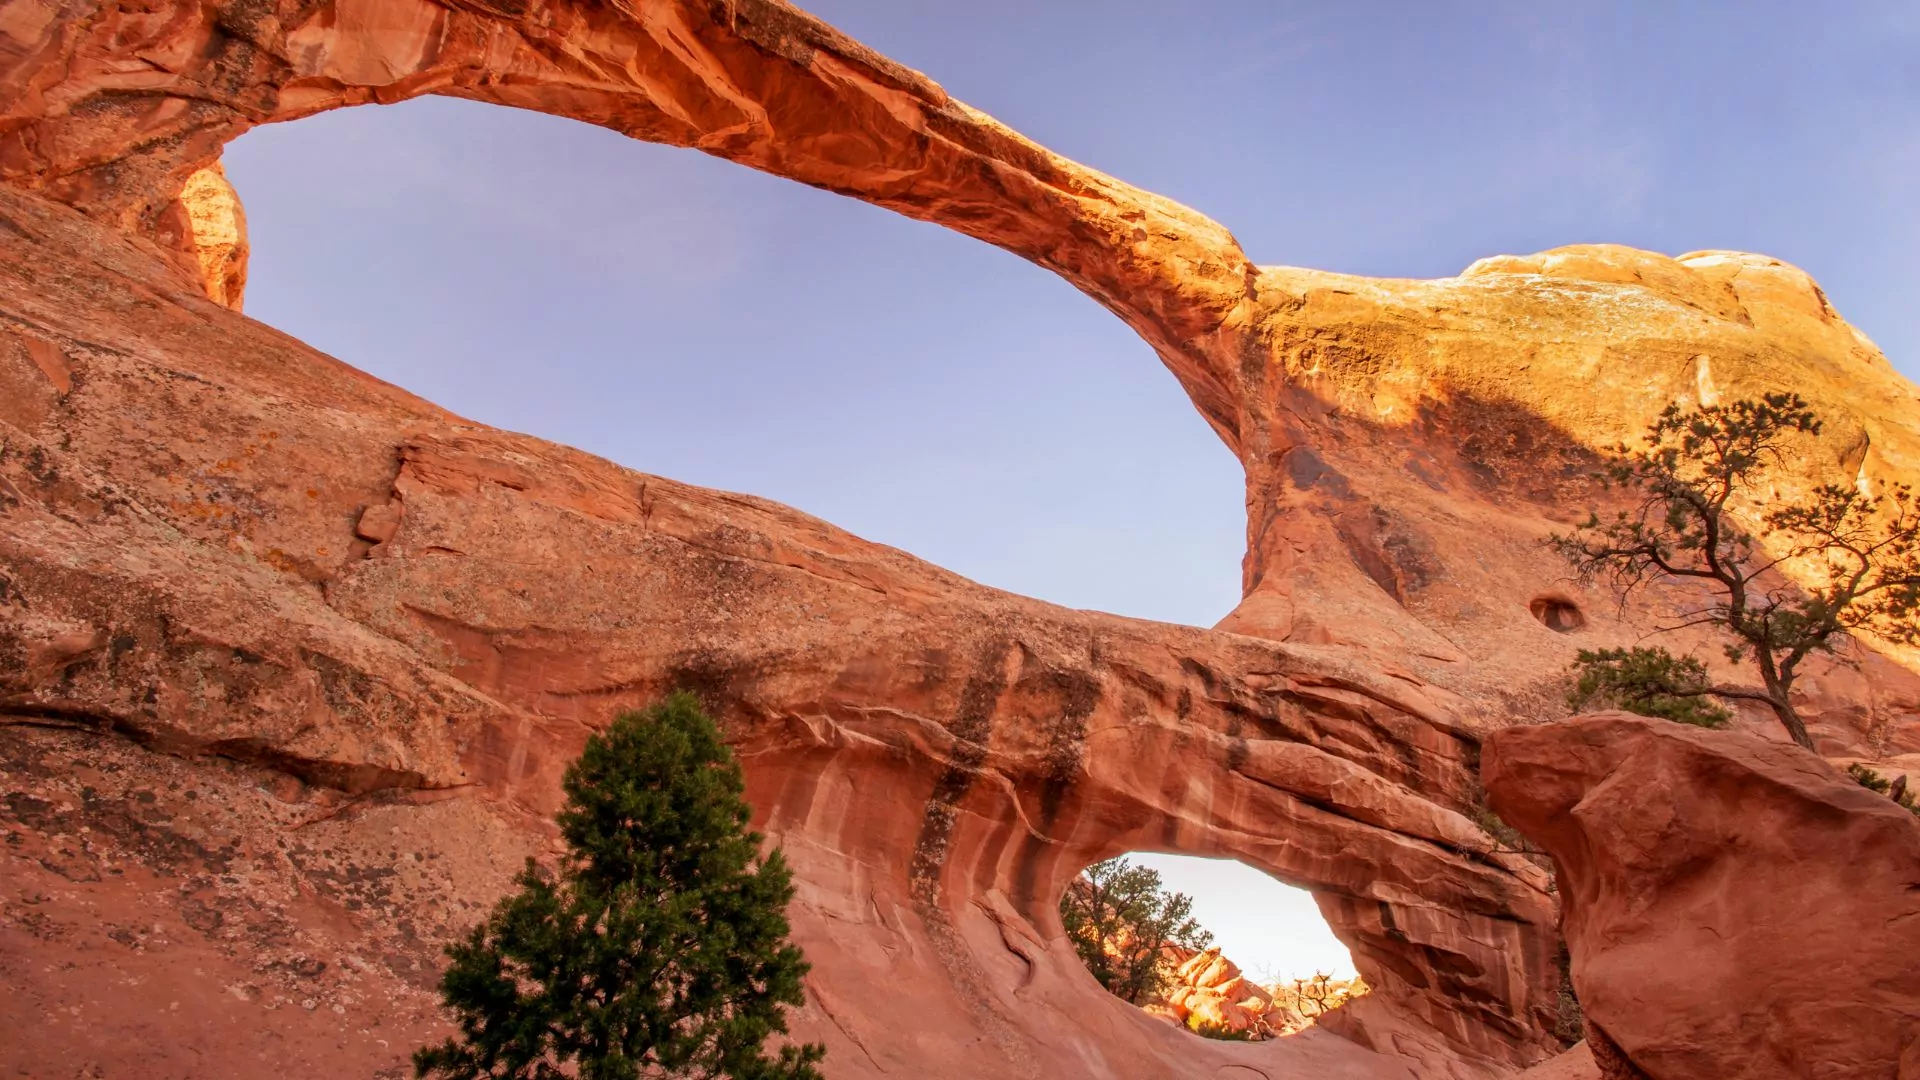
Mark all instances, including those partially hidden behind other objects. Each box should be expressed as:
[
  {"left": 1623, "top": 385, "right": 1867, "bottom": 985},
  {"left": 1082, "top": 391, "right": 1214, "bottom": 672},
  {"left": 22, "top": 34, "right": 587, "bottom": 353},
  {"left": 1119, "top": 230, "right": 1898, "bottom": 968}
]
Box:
[
  {"left": 0, "top": 0, "right": 1254, "bottom": 444},
  {"left": 0, "top": 2, "right": 1591, "bottom": 1076}
]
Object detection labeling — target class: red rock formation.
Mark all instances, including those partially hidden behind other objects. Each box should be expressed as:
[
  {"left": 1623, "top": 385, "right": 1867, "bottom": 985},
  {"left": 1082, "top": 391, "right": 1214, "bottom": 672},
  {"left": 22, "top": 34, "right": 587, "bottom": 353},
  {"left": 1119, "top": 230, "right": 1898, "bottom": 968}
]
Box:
[
  {"left": 0, "top": 182, "right": 1554, "bottom": 1078},
  {"left": 175, "top": 162, "right": 248, "bottom": 309},
  {"left": 1153, "top": 945, "right": 1271, "bottom": 1038},
  {"left": 5, "top": 0, "right": 1915, "bottom": 754},
  {"left": 1152, "top": 942, "right": 1372, "bottom": 1041},
  {"left": 1484, "top": 714, "right": 1920, "bottom": 1079},
  {"left": 0, "top": 723, "right": 536, "bottom": 1078},
  {"left": 3, "top": 1, "right": 1919, "bottom": 1077},
  {"left": 1516, "top": 1043, "right": 1600, "bottom": 1080}
]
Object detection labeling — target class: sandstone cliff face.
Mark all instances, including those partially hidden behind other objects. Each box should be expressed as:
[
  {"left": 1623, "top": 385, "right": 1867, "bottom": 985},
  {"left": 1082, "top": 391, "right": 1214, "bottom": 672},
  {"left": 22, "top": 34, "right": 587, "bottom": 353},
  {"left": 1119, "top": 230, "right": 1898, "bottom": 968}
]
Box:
[
  {"left": 1484, "top": 714, "right": 1920, "bottom": 1079},
  {"left": 2, "top": 1, "right": 1918, "bottom": 1078},
  {"left": 1225, "top": 247, "right": 1920, "bottom": 751},
  {"left": 175, "top": 162, "right": 248, "bottom": 309},
  {"left": 4, "top": 0, "right": 1914, "bottom": 754},
  {"left": 0, "top": 183, "right": 1554, "bottom": 1078}
]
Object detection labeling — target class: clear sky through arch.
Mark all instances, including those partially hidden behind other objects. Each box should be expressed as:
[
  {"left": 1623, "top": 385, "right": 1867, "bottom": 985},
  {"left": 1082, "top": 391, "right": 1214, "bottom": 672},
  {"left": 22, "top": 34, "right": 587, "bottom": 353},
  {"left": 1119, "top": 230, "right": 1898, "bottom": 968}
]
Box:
[
  {"left": 225, "top": 1, "right": 1919, "bottom": 631},
  {"left": 1127, "top": 853, "right": 1358, "bottom": 983}
]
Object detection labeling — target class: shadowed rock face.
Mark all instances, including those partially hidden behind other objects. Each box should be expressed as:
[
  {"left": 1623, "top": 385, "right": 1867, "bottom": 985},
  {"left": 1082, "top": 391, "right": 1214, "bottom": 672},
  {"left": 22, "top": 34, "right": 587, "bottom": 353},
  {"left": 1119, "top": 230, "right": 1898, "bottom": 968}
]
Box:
[
  {"left": 2, "top": 1, "right": 1919, "bottom": 1078},
  {"left": 0, "top": 183, "right": 1551, "bottom": 1078},
  {"left": 1484, "top": 714, "right": 1920, "bottom": 1080}
]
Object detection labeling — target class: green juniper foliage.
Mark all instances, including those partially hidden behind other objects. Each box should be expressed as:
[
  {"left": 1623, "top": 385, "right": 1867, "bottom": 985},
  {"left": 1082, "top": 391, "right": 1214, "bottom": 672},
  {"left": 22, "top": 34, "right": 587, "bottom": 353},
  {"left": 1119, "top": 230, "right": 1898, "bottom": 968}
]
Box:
[
  {"left": 1847, "top": 763, "right": 1920, "bottom": 817},
  {"left": 1565, "top": 647, "right": 1732, "bottom": 729},
  {"left": 1550, "top": 394, "right": 1920, "bottom": 750},
  {"left": 414, "top": 693, "right": 825, "bottom": 1080},
  {"left": 1059, "top": 855, "right": 1212, "bottom": 1005}
]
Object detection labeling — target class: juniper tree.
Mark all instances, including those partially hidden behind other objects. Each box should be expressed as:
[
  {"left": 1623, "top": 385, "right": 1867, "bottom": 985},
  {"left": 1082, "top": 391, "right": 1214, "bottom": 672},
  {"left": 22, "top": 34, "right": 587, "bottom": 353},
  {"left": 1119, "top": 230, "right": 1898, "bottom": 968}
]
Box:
[
  {"left": 414, "top": 693, "right": 825, "bottom": 1080},
  {"left": 1059, "top": 856, "right": 1212, "bottom": 1004},
  {"left": 1550, "top": 393, "right": 1920, "bottom": 750},
  {"left": 1562, "top": 646, "right": 1733, "bottom": 731}
]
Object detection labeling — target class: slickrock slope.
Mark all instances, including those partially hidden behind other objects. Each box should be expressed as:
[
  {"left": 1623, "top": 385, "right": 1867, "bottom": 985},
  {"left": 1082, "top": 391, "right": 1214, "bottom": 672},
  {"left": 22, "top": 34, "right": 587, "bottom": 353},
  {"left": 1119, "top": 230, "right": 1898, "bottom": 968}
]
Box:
[
  {"left": 0, "top": 184, "right": 1554, "bottom": 1078},
  {"left": 1484, "top": 715, "right": 1920, "bottom": 1079},
  {"left": 1, "top": 0, "right": 1918, "bottom": 1077},
  {"left": 5, "top": 0, "right": 1915, "bottom": 753}
]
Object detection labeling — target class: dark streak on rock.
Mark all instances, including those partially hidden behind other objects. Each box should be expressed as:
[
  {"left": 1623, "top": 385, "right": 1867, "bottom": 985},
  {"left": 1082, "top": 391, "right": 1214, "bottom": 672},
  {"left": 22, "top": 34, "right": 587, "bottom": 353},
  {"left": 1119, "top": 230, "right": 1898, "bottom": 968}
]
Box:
[
  {"left": 908, "top": 638, "right": 1009, "bottom": 908},
  {"left": 1010, "top": 653, "right": 1101, "bottom": 921}
]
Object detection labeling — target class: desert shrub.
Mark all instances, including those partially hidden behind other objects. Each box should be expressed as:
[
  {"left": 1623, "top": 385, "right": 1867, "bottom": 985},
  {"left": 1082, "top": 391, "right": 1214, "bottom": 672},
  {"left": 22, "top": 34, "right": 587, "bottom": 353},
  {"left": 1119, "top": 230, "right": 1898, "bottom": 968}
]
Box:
[
  {"left": 1272, "top": 972, "right": 1367, "bottom": 1021},
  {"left": 1848, "top": 763, "right": 1920, "bottom": 816},
  {"left": 1185, "top": 1013, "right": 1252, "bottom": 1041},
  {"left": 1552, "top": 943, "right": 1584, "bottom": 1047},
  {"left": 1060, "top": 856, "right": 1213, "bottom": 1005},
  {"left": 414, "top": 693, "right": 824, "bottom": 1080},
  {"left": 1551, "top": 394, "right": 1920, "bottom": 749}
]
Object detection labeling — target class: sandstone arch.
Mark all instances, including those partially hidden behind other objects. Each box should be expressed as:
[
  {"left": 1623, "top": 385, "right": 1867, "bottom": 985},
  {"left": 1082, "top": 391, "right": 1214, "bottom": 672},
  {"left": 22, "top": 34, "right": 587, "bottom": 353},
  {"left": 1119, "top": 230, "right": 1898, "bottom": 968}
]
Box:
[
  {"left": 0, "top": 115, "right": 1562, "bottom": 1080},
  {"left": 0, "top": 261, "right": 1559, "bottom": 1078},
  {"left": 312, "top": 425, "right": 1565, "bottom": 1076},
  {"left": 6, "top": 2, "right": 1920, "bottom": 1078},
  {"left": 0, "top": 0, "right": 1256, "bottom": 421},
  {"left": 9, "top": 0, "right": 1919, "bottom": 727}
]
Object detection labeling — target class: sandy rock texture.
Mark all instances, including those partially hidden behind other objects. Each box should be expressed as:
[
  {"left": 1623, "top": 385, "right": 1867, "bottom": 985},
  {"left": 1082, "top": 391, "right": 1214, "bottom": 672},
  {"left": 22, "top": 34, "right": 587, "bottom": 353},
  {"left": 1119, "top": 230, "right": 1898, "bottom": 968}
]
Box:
[
  {"left": 1516, "top": 1043, "right": 1600, "bottom": 1080},
  {"left": 175, "top": 162, "right": 248, "bottom": 309},
  {"left": 2, "top": 0, "right": 1919, "bottom": 1077},
  {"left": 4, "top": 0, "right": 1916, "bottom": 754},
  {"left": 1485, "top": 714, "right": 1920, "bottom": 1079},
  {"left": 0, "top": 182, "right": 1554, "bottom": 1078},
  {"left": 0, "top": 723, "right": 533, "bottom": 1080}
]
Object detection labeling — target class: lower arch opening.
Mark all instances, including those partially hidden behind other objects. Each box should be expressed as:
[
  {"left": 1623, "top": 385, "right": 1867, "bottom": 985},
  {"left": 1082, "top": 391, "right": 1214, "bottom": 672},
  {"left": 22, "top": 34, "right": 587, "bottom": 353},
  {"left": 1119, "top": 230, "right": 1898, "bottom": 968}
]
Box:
[{"left": 1060, "top": 852, "right": 1367, "bottom": 1042}]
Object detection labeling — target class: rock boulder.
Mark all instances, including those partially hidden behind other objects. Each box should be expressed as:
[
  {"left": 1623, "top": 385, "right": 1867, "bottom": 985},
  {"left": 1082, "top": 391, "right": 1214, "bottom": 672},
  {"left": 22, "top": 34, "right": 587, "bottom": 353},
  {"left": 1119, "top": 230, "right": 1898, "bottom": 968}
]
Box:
[{"left": 1484, "top": 714, "right": 1920, "bottom": 1079}]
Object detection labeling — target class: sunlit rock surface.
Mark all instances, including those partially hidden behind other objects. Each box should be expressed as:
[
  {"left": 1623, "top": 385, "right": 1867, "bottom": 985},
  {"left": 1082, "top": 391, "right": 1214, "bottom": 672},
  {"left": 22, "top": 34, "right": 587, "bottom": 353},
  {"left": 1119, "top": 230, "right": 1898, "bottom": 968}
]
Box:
[
  {"left": 0, "top": 183, "right": 1559, "bottom": 1079},
  {"left": 1485, "top": 714, "right": 1920, "bottom": 1080},
  {"left": 1147, "top": 943, "right": 1370, "bottom": 1040},
  {"left": 175, "top": 162, "right": 249, "bottom": 310},
  {"left": 4, "top": 1, "right": 1920, "bottom": 1077}
]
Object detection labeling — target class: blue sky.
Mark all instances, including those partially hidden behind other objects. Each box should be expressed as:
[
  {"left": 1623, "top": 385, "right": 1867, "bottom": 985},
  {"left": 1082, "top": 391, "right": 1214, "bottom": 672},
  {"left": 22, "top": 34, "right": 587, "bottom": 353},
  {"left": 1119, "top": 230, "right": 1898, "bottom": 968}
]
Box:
[{"left": 223, "top": 0, "right": 1916, "bottom": 984}]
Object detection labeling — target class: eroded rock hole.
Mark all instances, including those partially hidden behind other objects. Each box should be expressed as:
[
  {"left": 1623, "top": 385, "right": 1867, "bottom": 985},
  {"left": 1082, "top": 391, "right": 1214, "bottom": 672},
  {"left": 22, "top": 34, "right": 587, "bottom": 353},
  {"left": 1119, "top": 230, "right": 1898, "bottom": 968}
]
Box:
[
  {"left": 1530, "top": 595, "right": 1585, "bottom": 632},
  {"left": 1060, "top": 853, "right": 1365, "bottom": 1042}
]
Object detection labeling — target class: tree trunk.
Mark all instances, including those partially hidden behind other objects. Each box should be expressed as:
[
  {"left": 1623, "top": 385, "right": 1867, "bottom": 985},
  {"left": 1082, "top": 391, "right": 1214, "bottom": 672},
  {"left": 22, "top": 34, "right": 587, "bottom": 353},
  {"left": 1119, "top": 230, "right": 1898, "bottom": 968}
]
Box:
[
  {"left": 1756, "top": 660, "right": 1817, "bottom": 751},
  {"left": 1770, "top": 697, "right": 1816, "bottom": 751}
]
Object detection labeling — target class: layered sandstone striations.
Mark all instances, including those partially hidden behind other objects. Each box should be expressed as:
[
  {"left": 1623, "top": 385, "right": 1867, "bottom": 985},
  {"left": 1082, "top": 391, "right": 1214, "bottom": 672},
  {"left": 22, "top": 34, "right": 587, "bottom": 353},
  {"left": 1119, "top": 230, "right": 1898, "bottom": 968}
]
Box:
[
  {"left": 0, "top": 184, "right": 1555, "bottom": 1078},
  {"left": 2, "top": 1, "right": 1919, "bottom": 1078},
  {"left": 1484, "top": 714, "right": 1920, "bottom": 1079},
  {"left": 4, "top": 0, "right": 1916, "bottom": 753}
]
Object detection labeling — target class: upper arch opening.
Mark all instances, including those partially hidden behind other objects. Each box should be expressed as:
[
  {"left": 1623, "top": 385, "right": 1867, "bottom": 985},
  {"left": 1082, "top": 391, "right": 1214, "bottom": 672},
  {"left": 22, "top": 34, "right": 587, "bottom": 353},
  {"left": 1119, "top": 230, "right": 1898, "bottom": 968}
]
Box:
[
  {"left": 218, "top": 96, "right": 1245, "bottom": 625},
  {"left": 0, "top": 1, "right": 1583, "bottom": 1070}
]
